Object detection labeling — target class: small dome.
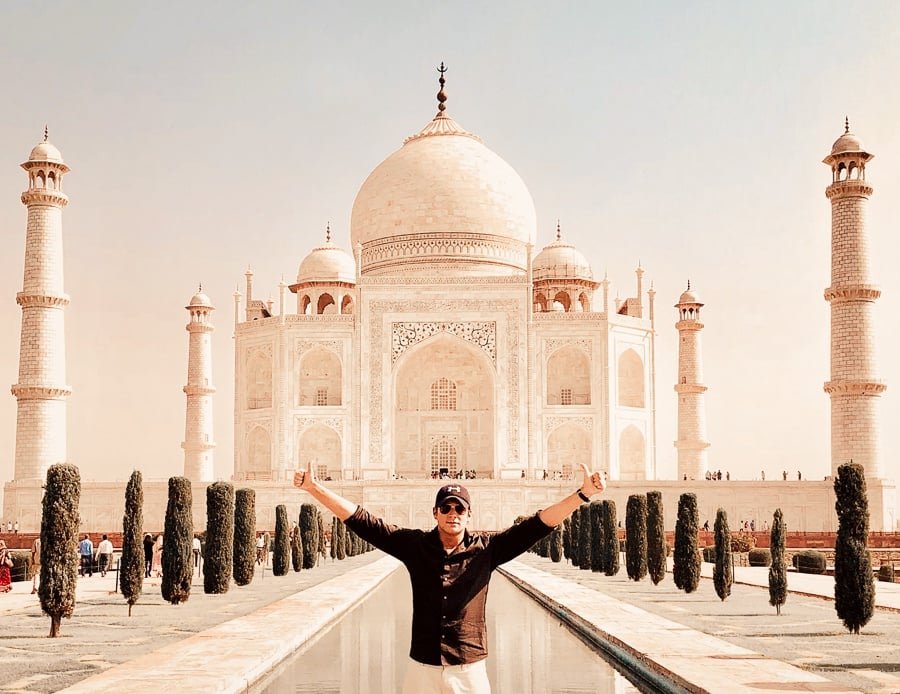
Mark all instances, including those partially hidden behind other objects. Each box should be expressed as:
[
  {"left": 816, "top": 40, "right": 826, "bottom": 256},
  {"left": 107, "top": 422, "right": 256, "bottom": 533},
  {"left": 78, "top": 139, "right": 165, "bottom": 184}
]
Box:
[
  {"left": 29, "top": 140, "right": 64, "bottom": 164},
  {"left": 297, "top": 241, "right": 356, "bottom": 284},
  {"left": 831, "top": 131, "right": 864, "bottom": 156},
  {"left": 189, "top": 292, "right": 212, "bottom": 307},
  {"left": 532, "top": 230, "right": 593, "bottom": 281}
]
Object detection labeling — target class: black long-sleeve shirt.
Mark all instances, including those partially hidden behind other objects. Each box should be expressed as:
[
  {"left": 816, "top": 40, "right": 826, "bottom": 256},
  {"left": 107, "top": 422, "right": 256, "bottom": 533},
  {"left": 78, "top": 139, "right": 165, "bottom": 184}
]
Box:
[{"left": 345, "top": 506, "right": 552, "bottom": 666}]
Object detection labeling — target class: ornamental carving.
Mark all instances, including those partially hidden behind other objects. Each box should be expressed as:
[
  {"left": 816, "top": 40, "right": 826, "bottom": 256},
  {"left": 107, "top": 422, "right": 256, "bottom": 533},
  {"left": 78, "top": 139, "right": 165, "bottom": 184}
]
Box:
[
  {"left": 245, "top": 344, "right": 273, "bottom": 361},
  {"left": 368, "top": 299, "right": 521, "bottom": 468},
  {"left": 544, "top": 416, "right": 594, "bottom": 436},
  {"left": 392, "top": 322, "right": 496, "bottom": 364},
  {"left": 245, "top": 419, "right": 273, "bottom": 435},
  {"left": 295, "top": 416, "right": 344, "bottom": 434},
  {"left": 544, "top": 338, "right": 592, "bottom": 356},
  {"left": 297, "top": 339, "right": 343, "bottom": 357}
]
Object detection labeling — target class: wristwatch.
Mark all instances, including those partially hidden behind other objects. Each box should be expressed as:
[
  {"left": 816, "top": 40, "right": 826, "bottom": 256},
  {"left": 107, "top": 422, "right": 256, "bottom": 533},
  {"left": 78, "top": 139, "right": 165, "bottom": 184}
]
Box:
[{"left": 576, "top": 489, "right": 591, "bottom": 503}]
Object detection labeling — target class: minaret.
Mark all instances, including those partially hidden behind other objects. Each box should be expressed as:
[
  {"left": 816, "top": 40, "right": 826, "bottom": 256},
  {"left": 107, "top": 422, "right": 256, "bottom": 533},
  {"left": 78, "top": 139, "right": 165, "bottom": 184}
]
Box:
[
  {"left": 11, "top": 129, "right": 72, "bottom": 481},
  {"left": 823, "top": 119, "right": 885, "bottom": 478},
  {"left": 674, "top": 282, "right": 709, "bottom": 480},
  {"left": 182, "top": 286, "right": 216, "bottom": 482}
]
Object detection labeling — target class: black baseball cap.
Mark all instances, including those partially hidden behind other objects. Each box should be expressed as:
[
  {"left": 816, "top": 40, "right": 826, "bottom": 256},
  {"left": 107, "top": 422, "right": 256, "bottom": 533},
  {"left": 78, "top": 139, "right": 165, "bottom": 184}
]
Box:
[{"left": 434, "top": 484, "right": 471, "bottom": 509}]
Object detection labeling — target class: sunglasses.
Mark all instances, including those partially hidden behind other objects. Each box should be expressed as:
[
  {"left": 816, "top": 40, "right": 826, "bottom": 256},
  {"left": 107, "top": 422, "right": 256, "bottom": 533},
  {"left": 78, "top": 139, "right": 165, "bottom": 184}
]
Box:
[{"left": 438, "top": 503, "right": 467, "bottom": 515}]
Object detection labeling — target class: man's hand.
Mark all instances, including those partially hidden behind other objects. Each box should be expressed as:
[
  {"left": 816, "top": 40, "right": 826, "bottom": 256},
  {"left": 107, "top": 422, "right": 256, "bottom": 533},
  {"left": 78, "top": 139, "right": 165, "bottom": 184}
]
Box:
[
  {"left": 293, "top": 459, "right": 316, "bottom": 492},
  {"left": 578, "top": 463, "right": 606, "bottom": 499}
]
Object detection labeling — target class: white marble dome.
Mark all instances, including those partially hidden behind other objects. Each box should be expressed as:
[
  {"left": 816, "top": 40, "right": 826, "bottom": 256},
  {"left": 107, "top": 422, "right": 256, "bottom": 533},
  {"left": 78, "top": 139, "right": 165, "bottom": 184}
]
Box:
[
  {"left": 350, "top": 112, "right": 537, "bottom": 275},
  {"left": 831, "top": 131, "right": 864, "bottom": 156},
  {"left": 533, "top": 231, "right": 593, "bottom": 281},
  {"left": 189, "top": 291, "right": 212, "bottom": 307},
  {"left": 297, "top": 240, "right": 356, "bottom": 284},
  {"left": 28, "top": 140, "right": 64, "bottom": 164}
]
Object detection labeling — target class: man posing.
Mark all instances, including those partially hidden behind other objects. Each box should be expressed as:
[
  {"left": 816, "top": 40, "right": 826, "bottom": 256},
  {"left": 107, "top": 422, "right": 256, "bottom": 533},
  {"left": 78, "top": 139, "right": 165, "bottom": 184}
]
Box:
[{"left": 294, "top": 462, "right": 605, "bottom": 694}]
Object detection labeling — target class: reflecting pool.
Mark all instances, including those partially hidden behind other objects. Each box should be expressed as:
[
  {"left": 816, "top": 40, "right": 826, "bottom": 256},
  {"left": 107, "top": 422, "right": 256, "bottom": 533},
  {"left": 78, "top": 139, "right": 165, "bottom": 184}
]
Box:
[{"left": 262, "top": 568, "right": 640, "bottom": 693}]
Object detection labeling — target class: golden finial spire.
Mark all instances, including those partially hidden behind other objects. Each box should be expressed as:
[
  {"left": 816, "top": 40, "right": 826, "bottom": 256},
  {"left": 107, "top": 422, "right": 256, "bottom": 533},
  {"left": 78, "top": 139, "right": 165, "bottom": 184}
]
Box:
[
  {"left": 687, "top": 279, "right": 691, "bottom": 291},
  {"left": 436, "top": 62, "right": 448, "bottom": 114},
  {"left": 326, "top": 221, "right": 331, "bottom": 243},
  {"left": 198, "top": 283, "right": 202, "bottom": 292},
  {"left": 844, "top": 116, "right": 850, "bottom": 134},
  {"left": 43, "top": 125, "right": 49, "bottom": 142},
  {"left": 556, "top": 219, "right": 561, "bottom": 241}
]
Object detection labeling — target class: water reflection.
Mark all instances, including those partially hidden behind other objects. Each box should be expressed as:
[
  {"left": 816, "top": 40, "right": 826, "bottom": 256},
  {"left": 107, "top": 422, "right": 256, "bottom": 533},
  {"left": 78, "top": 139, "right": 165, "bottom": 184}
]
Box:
[{"left": 264, "top": 569, "right": 637, "bottom": 693}]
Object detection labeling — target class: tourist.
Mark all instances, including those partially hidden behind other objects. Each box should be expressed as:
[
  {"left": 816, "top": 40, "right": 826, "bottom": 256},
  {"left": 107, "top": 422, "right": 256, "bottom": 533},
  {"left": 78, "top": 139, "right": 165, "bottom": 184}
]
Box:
[
  {"left": 256, "top": 533, "right": 266, "bottom": 565},
  {"left": 78, "top": 534, "right": 94, "bottom": 578},
  {"left": 13, "top": 520, "right": 18, "bottom": 535},
  {"left": 0, "top": 539, "right": 13, "bottom": 593},
  {"left": 192, "top": 535, "right": 202, "bottom": 573},
  {"left": 30, "top": 536, "right": 40, "bottom": 594},
  {"left": 783, "top": 470, "right": 788, "bottom": 481},
  {"left": 97, "top": 534, "right": 114, "bottom": 578},
  {"left": 294, "top": 459, "right": 606, "bottom": 693},
  {"left": 4, "top": 520, "right": 10, "bottom": 534},
  {"left": 143, "top": 533, "right": 154, "bottom": 578},
  {"left": 797, "top": 470, "right": 802, "bottom": 480},
  {"left": 702, "top": 520, "right": 710, "bottom": 531},
  {"left": 151, "top": 534, "right": 163, "bottom": 578}
]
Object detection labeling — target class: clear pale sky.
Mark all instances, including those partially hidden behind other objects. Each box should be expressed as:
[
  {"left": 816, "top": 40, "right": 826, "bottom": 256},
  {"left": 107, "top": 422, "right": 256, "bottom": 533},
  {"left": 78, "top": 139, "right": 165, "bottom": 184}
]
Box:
[{"left": 2, "top": 3, "right": 899, "bottom": 507}]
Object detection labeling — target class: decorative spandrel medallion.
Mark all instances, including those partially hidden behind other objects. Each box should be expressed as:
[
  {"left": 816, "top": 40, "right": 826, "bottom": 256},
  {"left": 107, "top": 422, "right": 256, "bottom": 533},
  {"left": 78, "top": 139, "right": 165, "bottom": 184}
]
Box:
[{"left": 391, "top": 321, "right": 496, "bottom": 365}]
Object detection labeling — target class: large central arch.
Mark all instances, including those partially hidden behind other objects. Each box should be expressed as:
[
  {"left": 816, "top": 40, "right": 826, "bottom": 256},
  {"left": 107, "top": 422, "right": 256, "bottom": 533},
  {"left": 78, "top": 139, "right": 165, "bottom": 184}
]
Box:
[{"left": 392, "top": 334, "right": 495, "bottom": 479}]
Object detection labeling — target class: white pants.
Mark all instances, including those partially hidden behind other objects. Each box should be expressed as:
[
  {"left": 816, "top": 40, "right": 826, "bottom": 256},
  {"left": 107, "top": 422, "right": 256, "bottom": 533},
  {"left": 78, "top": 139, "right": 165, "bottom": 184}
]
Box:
[{"left": 402, "top": 658, "right": 491, "bottom": 694}]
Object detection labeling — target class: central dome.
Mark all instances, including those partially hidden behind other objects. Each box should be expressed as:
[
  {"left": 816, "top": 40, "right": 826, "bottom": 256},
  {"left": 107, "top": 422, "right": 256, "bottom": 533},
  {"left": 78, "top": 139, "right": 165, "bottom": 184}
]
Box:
[{"left": 350, "top": 112, "right": 537, "bottom": 276}]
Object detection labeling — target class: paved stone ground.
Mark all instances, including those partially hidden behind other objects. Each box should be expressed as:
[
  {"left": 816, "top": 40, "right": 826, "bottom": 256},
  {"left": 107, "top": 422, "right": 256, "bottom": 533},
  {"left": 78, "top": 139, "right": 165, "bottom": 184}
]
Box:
[
  {"left": 0, "top": 552, "right": 380, "bottom": 693},
  {"left": 515, "top": 553, "right": 900, "bottom": 694}
]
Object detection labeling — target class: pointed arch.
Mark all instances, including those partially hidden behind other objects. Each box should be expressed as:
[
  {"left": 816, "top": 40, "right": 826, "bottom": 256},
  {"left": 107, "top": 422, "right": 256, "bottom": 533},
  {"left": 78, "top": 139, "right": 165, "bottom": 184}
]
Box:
[
  {"left": 547, "top": 423, "right": 592, "bottom": 480},
  {"left": 341, "top": 294, "right": 353, "bottom": 314},
  {"left": 619, "top": 425, "right": 645, "bottom": 480},
  {"left": 297, "top": 424, "right": 341, "bottom": 481},
  {"left": 317, "top": 293, "right": 335, "bottom": 314},
  {"left": 300, "top": 295, "right": 312, "bottom": 315},
  {"left": 246, "top": 426, "right": 271, "bottom": 474},
  {"left": 299, "top": 347, "right": 342, "bottom": 406},
  {"left": 546, "top": 346, "right": 591, "bottom": 406},
  {"left": 552, "top": 291, "right": 570, "bottom": 312},
  {"left": 618, "top": 348, "right": 645, "bottom": 408},
  {"left": 246, "top": 351, "right": 272, "bottom": 409}
]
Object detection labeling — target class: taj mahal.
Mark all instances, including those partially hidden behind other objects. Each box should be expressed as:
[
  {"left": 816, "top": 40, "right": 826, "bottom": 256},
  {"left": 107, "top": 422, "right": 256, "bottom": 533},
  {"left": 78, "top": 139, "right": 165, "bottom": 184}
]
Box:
[{"left": 2, "top": 71, "right": 896, "bottom": 533}]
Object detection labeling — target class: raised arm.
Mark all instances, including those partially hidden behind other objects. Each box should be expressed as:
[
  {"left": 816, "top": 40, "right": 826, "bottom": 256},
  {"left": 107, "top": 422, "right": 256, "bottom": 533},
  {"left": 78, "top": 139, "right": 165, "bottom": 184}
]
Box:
[
  {"left": 293, "top": 460, "right": 357, "bottom": 521},
  {"left": 538, "top": 463, "right": 606, "bottom": 528}
]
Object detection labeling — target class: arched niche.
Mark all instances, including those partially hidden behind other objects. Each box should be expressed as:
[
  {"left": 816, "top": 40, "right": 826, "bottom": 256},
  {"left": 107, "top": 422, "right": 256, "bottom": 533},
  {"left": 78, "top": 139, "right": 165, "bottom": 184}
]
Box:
[
  {"left": 298, "top": 348, "right": 342, "bottom": 406},
  {"left": 393, "top": 334, "right": 494, "bottom": 479},
  {"left": 617, "top": 348, "right": 644, "bottom": 408},
  {"left": 317, "top": 293, "right": 335, "bottom": 314},
  {"left": 246, "top": 351, "right": 272, "bottom": 409},
  {"left": 246, "top": 426, "right": 271, "bottom": 475},
  {"left": 619, "top": 425, "right": 645, "bottom": 480},
  {"left": 546, "top": 423, "right": 592, "bottom": 480},
  {"left": 546, "top": 346, "right": 591, "bottom": 406},
  {"left": 297, "top": 424, "right": 341, "bottom": 481}
]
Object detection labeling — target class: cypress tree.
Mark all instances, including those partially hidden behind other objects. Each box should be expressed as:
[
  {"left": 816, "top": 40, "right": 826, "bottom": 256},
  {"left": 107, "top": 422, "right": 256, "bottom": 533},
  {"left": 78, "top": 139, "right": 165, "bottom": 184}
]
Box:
[
  {"left": 768, "top": 508, "right": 787, "bottom": 615},
  {"left": 713, "top": 508, "right": 732, "bottom": 601},
  {"left": 233, "top": 488, "right": 256, "bottom": 586},
  {"left": 335, "top": 520, "right": 346, "bottom": 560},
  {"left": 569, "top": 506, "right": 581, "bottom": 566},
  {"left": 562, "top": 516, "right": 571, "bottom": 561},
  {"left": 317, "top": 510, "right": 327, "bottom": 564},
  {"left": 602, "top": 500, "right": 620, "bottom": 576},
  {"left": 120, "top": 470, "right": 144, "bottom": 616},
  {"left": 646, "top": 491, "right": 666, "bottom": 585},
  {"left": 834, "top": 462, "right": 875, "bottom": 634},
  {"left": 203, "top": 481, "right": 234, "bottom": 594},
  {"left": 589, "top": 501, "right": 604, "bottom": 572},
  {"left": 291, "top": 523, "right": 303, "bottom": 572},
  {"left": 161, "top": 476, "right": 193, "bottom": 605},
  {"left": 39, "top": 463, "right": 81, "bottom": 638},
  {"left": 272, "top": 505, "right": 290, "bottom": 576},
  {"left": 673, "top": 493, "right": 701, "bottom": 593},
  {"left": 578, "top": 505, "right": 591, "bottom": 570},
  {"left": 330, "top": 517, "right": 338, "bottom": 560},
  {"left": 343, "top": 515, "right": 353, "bottom": 558},
  {"left": 625, "top": 494, "right": 648, "bottom": 581},
  {"left": 549, "top": 525, "right": 563, "bottom": 562},
  {"left": 300, "top": 504, "right": 318, "bottom": 569}
]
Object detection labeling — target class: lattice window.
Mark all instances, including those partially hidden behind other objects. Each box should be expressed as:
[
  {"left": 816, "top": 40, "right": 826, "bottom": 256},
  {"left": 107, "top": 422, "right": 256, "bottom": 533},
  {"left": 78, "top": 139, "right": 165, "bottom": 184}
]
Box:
[
  {"left": 430, "top": 439, "right": 458, "bottom": 477},
  {"left": 315, "top": 388, "right": 328, "bottom": 406},
  {"left": 560, "top": 388, "right": 573, "bottom": 406},
  {"left": 316, "top": 464, "right": 328, "bottom": 479},
  {"left": 430, "top": 378, "right": 457, "bottom": 410}
]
